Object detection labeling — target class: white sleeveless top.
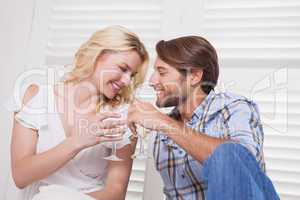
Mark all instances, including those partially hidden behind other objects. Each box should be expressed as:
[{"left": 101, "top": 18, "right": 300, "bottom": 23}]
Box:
[{"left": 5, "top": 81, "right": 132, "bottom": 198}]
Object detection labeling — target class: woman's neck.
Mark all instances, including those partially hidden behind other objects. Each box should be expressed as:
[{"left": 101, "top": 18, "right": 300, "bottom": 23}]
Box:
[{"left": 56, "top": 80, "right": 100, "bottom": 114}]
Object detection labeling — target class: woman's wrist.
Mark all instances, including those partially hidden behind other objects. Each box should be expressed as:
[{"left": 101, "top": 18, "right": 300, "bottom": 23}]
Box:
[{"left": 63, "top": 137, "right": 82, "bottom": 157}]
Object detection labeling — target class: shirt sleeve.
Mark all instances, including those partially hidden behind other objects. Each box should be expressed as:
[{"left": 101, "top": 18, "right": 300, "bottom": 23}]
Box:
[
  {"left": 3, "top": 83, "right": 48, "bottom": 131},
  {"left": 224, "top": 100, "right": 264, "bottom": 160},
  {"left": 14, "top": 95, "right": 48, "bottom": 131}
]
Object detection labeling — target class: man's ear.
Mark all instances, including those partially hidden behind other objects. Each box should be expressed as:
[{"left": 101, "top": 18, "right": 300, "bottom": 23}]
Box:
[{"left": 189, "top": 69, "right": 203, "bottom": 87}]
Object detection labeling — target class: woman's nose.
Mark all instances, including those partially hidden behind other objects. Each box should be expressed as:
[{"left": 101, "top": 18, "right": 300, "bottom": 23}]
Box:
[{"left": 121, "top": 73, "right": 131, "bottom": 86}]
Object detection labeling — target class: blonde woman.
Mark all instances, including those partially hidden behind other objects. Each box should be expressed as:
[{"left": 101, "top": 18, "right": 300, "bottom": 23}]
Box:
[{"left": 7, "top": 26, "right": 149, "bottom": 200}]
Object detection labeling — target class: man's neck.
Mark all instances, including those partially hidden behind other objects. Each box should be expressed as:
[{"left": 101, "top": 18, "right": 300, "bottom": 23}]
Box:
[{"left": 177, "top": 88, "right": 207, "bottom": 122}]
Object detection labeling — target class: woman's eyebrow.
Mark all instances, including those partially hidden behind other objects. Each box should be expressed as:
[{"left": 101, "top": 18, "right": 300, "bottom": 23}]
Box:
[{"left": 121, "top": 62, "right": 132, "bottom": 71}]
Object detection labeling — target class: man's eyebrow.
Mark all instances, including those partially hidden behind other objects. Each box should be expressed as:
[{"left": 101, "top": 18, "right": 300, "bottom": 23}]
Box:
[{"left": 156, "top": 66, "right": 167, "bottom": 71}]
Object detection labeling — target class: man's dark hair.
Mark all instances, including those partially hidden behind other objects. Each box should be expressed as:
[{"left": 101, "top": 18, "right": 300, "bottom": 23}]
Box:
[{"left": 156, "top": 36, "right": 219, "bottom": 94}]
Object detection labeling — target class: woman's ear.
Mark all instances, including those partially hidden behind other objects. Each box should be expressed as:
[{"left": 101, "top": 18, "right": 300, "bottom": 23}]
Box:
[{"left": 190, "top": 69, "right": 203, "bottom": 87}]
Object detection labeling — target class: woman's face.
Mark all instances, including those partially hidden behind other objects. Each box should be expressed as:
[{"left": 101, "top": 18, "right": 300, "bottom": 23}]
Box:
[{"left": 93, "top": 51, "right": 142, "bottom": 99}]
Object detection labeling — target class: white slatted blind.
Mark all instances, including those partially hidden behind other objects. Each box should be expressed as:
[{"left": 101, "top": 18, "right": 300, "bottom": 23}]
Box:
[
  {"left": 199, "top": 1, "right": 300, "bottom": 199},
  {"left": 45, "top": 0, "right": 162, "bottom": 199}
]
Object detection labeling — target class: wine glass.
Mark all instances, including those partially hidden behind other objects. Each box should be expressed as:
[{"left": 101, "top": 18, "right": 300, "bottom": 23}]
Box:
[
  {"left": 103, "top": 130, "right": 124, "bottom": 161},
  {"left": 100, "top": 106, "right": 128, "bottom": 161},
  {"left": 131, "top": 125, "right": 150, "bottom": 160}
]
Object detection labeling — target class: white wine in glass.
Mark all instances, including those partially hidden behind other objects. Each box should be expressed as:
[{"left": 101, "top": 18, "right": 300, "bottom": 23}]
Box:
[
  {"left": 103, "top": 131, "right": 124, "bottom": 161},
  {"left": 131, "top": 125, "right": 150, "bottom": 160},
  {"left": 99, "top": 105, "right": 129, "bottom": 161}
]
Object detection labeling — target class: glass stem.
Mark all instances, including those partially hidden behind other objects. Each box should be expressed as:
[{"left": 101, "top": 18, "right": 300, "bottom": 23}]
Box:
[
  {"left": 112, "top": 142, "right": 117, "bottom": 155},
  {"left": 139, "top": 135, "right": 144, "bottom": 154}
]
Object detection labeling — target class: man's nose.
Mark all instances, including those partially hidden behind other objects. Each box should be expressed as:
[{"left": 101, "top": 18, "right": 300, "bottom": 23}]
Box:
[{"left": 149, "top": 72, "right": 158, "bottom": 87}]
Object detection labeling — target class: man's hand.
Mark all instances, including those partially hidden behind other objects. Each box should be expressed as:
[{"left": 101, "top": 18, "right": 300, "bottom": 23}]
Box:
[{"left": 127, "top": 99, "right": 177, "bottom": 134}]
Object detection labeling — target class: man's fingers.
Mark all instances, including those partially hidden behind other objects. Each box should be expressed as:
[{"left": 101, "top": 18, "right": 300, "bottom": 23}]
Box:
[
  {"left": 128, "top": 122, "right": 137, "bottom": 136},
  {"left": 94, "top": 136, "right": 102, "bottom": 144}
]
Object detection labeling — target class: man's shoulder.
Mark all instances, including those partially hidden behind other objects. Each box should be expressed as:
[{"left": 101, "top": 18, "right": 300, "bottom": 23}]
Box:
[{"left": 207, "top": 91, "right": 257, "bottom": 115}]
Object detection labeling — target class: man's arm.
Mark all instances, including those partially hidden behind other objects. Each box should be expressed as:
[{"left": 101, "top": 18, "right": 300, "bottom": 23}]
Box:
[
  {"left": 158, "top": 101, "right": 263, "bottom": 163},
  {"left": 127, "top": 100, "right": 225, "bottom": 163},
  {"left": 128, "top": 100, "right": 263, "bottom": 164},
  {"left": 158, "top": 115, "right": 226, "bottom": 163}
]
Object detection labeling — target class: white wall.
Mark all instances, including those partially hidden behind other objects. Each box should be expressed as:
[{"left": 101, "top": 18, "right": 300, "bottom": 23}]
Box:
[{"left": 0, "top": 0, "right": 36, "bottom": 198}]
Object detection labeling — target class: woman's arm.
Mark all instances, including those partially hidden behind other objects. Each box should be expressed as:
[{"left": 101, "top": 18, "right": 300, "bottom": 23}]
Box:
[
  {"left": 11, "top": 123, "right": 83, "bottom": 188},
  {"left": 11, "top": 85, "right": 104, "bottom": 189},
  {"left": 87, "top": 139, "right": 137, "bottom": 200}
]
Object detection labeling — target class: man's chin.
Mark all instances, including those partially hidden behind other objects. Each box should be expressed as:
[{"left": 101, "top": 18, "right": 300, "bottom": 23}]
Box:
[
  {"left": 155, "top": 97, "right": 178, "bottom": 108},
  {"left": 155, "top": 100, "right": 164, "bottom": 108}
]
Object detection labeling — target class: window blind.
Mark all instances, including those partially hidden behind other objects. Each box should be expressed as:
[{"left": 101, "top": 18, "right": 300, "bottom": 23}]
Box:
[{"left": 200, "top": 1, "right": 300, "bottom": 199}]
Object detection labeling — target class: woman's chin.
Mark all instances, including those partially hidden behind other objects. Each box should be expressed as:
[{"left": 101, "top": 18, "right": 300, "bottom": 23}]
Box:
[{"left": 103, "top": 92, "right": 117, "bottom": 100}]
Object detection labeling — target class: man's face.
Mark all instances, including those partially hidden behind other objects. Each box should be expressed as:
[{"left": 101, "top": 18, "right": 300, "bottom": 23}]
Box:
[{"left": 149, "top": 57, "right": 187, "bottom": 108}]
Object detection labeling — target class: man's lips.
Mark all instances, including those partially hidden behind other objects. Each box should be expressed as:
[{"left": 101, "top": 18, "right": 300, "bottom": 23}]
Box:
[{"left": 154, "top": 89, "right": 165, "bottom": 98}]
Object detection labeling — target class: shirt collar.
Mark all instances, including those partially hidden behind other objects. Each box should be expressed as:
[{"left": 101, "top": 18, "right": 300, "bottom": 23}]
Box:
[
  {"left": 188, "top": 90, "right": 249, "bottom": 125},
  {"left": 169, "top": 90, "right": 216, "bottom": 126},
  {"left": 189, "top": 90, "right": 216, "bottom": 124}
]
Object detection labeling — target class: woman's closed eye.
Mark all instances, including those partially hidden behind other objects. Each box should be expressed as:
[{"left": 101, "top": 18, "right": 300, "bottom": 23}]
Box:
[
  {"left": 119, "top": 65, "right": 137, "bottom": 78},
  {"left": 130, "top": 71, "right": 137, "bottom": 78},
  {"left": 119, "top": 66, "right": 128, "bottom": 73}
]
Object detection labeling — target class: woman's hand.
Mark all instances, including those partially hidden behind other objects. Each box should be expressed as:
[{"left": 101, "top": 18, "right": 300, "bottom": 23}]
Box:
[{"left": 66, "top": 112, "right": 127, "bottom": 153}]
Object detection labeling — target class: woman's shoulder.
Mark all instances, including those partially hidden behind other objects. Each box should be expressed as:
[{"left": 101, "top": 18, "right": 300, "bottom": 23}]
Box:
[
  {"left": 4, "top": 82, "right": 53, "bottom": 130},
  {"left": 23, "top": 84, "right": 39, "bottom": 101}
]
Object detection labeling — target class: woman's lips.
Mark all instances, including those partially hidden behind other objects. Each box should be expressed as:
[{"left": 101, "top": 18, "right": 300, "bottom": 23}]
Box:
[{"left": 111, "top": 82, "right": 121, "bottom": 93}]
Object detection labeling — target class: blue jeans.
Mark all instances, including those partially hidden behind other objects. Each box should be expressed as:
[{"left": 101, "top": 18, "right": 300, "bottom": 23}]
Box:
[{"left": 202, "top": 143, "right": 280, "bottom": 200}]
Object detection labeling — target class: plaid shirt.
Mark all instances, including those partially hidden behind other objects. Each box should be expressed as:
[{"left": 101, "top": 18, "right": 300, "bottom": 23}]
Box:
[{"left": 153, "top": 90, "right": 265, "bottom": 200}]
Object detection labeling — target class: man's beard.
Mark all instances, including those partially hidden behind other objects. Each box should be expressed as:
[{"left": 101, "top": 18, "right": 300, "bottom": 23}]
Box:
[{"left": 155, "top": 92, "right": 187, "bottom": 108}]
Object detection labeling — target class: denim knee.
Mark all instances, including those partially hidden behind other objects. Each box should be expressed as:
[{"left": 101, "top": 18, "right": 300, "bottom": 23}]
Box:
[
  {"left": 210, "top": 143, "right": 247, "bottom": 162},
  {"left": 202, "top": 143, "right": 252, "bottom": 174}
]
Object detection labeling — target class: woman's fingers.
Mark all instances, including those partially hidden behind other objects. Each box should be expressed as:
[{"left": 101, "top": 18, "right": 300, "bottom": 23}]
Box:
[
  {"left": 99, "top": 135, "right": 123, "bottom": 143},
  {"left": 97, "top": 112, "right": 126, "bottom": 129},
  {"left": 98, "top": 119, "right": 126, "bottom": 129},
  {"left": 97, "top": 112, "right": 121, "bottom": 121},
  {"left": 94, "top": 125, "right": 127, "bottom": 137},
  {"left": 85, "top": 135, "right": 123, "bottom": 147}
]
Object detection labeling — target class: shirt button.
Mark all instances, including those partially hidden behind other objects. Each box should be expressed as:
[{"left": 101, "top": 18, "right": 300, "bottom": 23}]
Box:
[{"left": 181, "top": 174, "right": 185, "bottom": 178}]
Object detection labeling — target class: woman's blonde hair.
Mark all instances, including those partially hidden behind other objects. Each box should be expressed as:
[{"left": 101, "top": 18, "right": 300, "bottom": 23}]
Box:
[{"left": 65, "top": 26, "right": 149, "bottom": 109}]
